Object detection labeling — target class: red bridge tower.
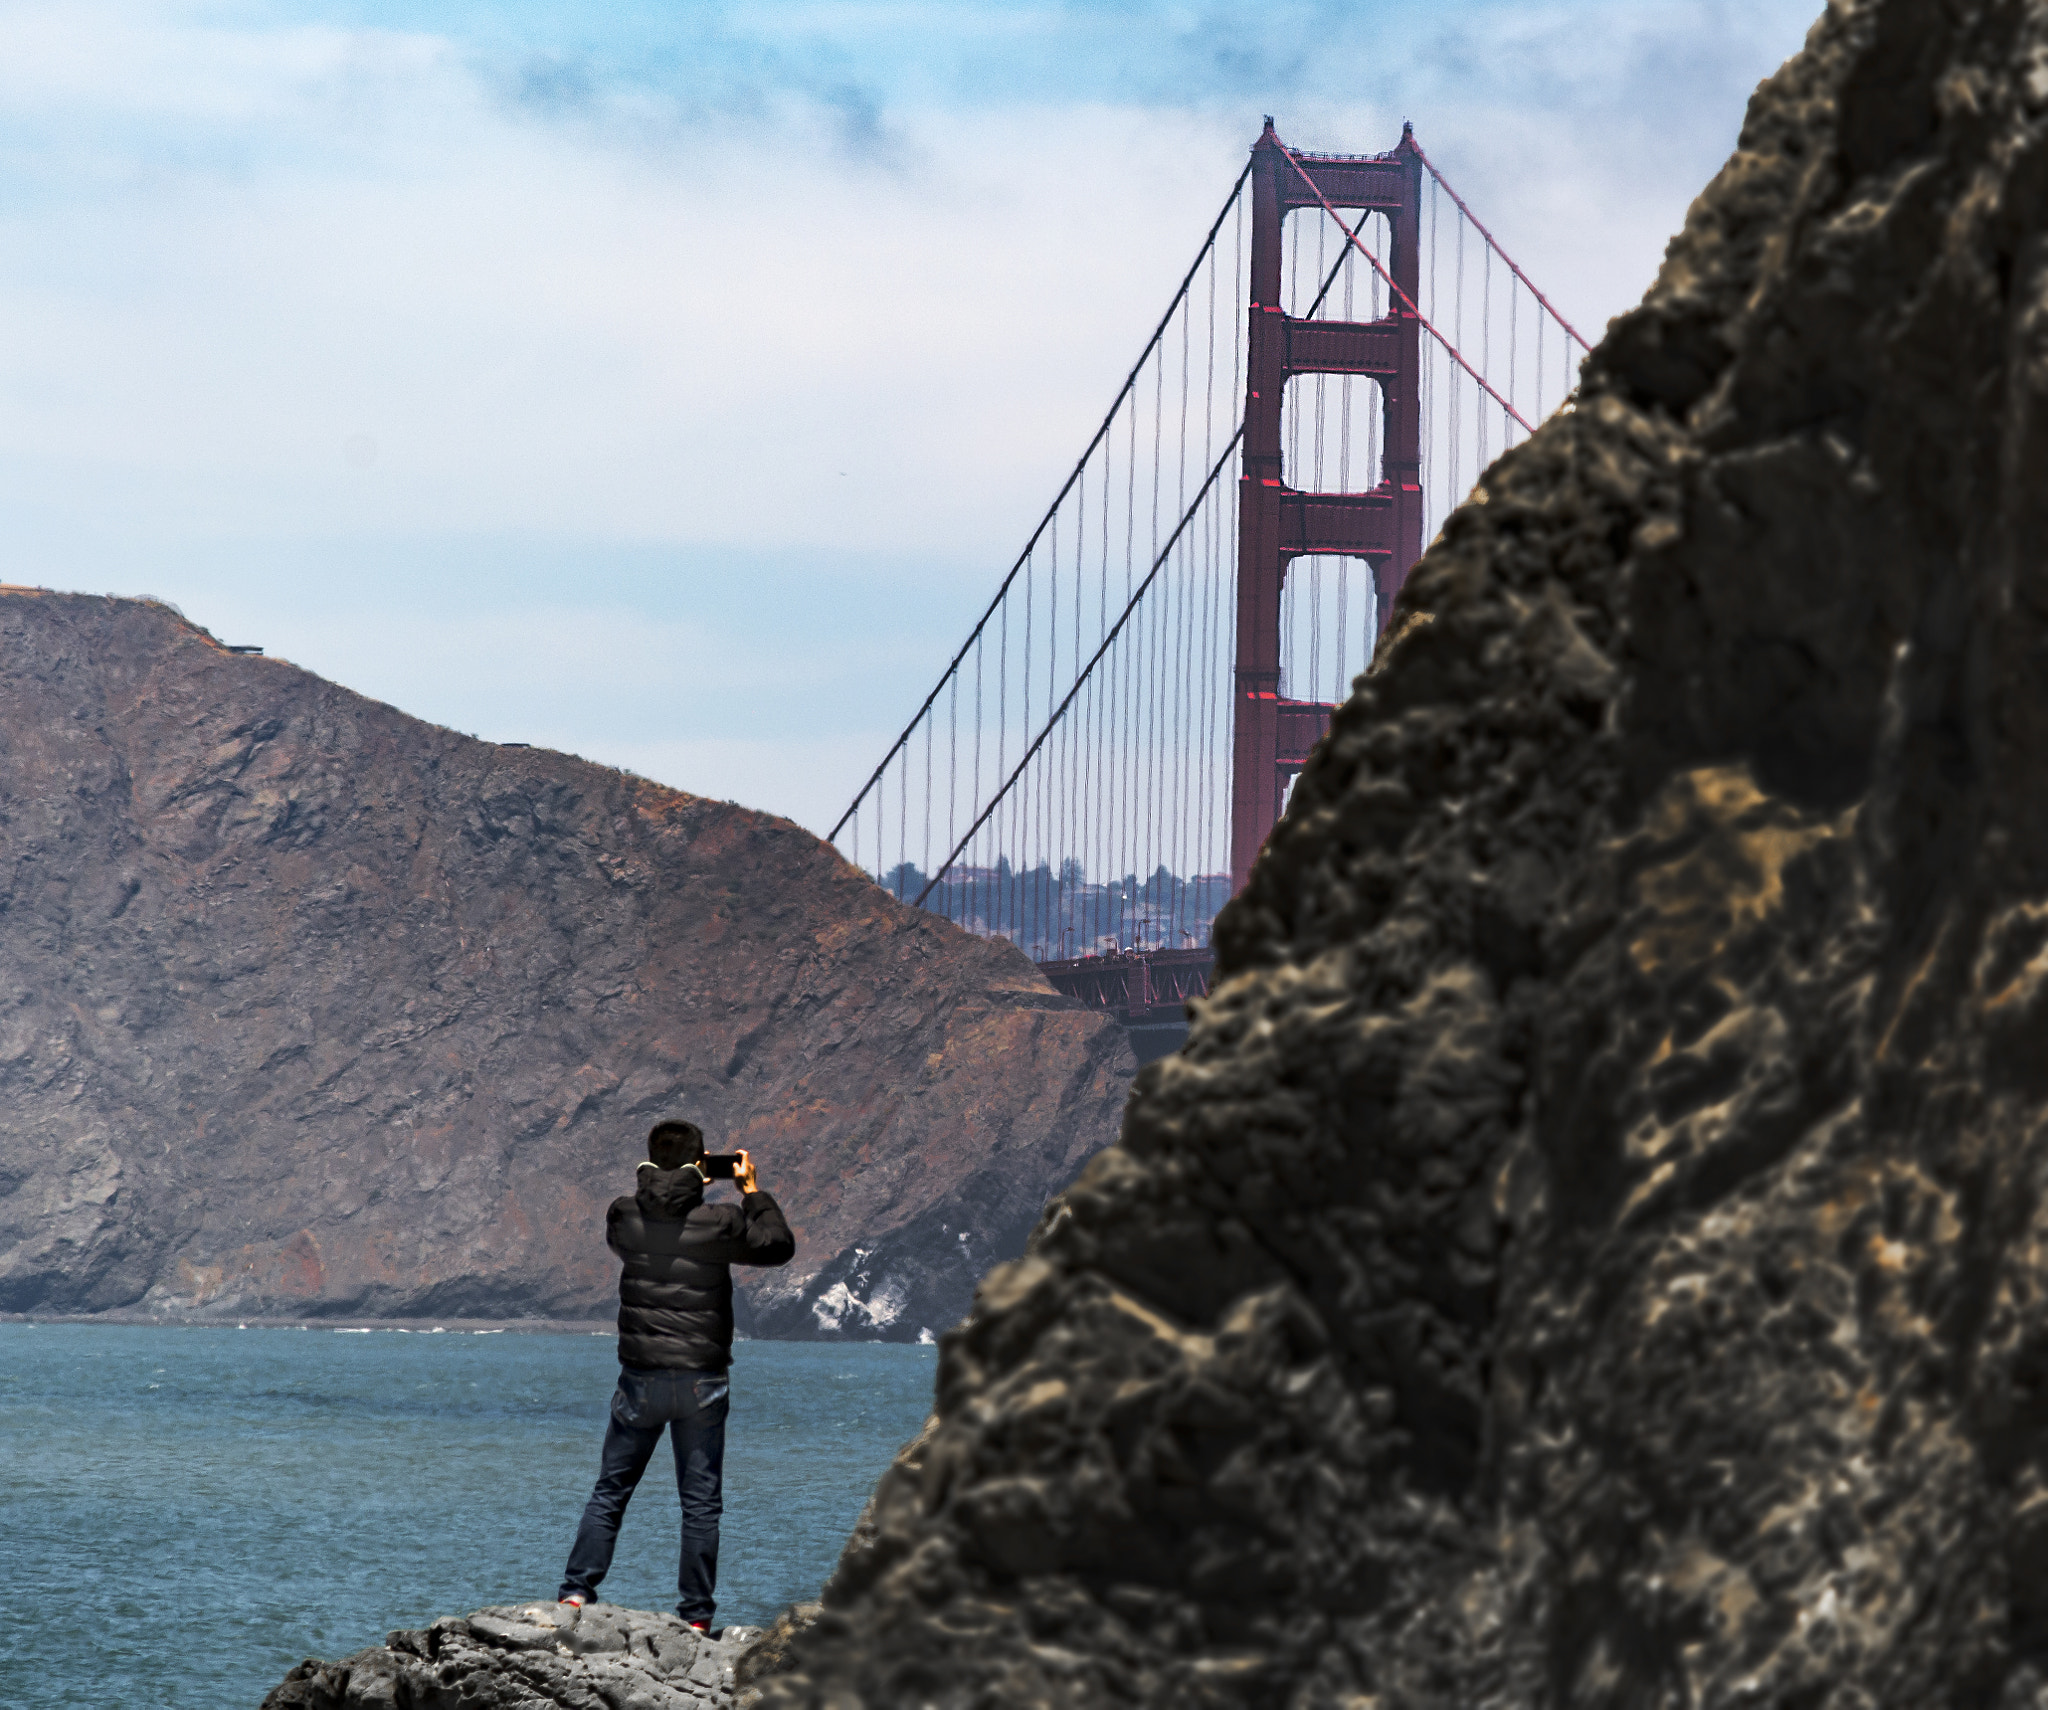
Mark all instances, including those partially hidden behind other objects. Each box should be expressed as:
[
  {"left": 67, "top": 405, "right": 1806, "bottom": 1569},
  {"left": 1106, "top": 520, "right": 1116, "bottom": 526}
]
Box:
[{"left": 1230, "top": 120, "right": 1426, "bottom": 892}]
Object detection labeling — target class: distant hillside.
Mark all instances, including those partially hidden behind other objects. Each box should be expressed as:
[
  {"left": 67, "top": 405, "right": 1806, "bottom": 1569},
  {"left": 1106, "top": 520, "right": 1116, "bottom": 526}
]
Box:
[{"left": 0, "top": 590, "right": 1134, "bottom": 1337}]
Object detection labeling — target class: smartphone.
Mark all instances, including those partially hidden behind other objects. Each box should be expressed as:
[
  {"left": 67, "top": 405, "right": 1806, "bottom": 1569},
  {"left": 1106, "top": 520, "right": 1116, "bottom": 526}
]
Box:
[{"left": 701, "top": 1153, "right": 743, "bottom": 1179}]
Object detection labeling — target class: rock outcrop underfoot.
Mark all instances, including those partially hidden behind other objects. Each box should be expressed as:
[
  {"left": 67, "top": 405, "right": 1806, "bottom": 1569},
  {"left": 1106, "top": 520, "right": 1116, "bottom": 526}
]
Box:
[
  {"left": 744, "top": 0, "right": 2048, "bottom": 1704},
  {"left": 0, "top": 594, "right": 1133, "bottom": 1338},
  {"left": 262, "top": 1602, "right": 761, "bottom": 1710}
]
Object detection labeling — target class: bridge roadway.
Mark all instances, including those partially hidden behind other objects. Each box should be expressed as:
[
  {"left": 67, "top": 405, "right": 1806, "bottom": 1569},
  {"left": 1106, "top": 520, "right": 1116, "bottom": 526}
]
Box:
[{"left": 1038, "top": 947, "right": 1214, "bottom": 1062}]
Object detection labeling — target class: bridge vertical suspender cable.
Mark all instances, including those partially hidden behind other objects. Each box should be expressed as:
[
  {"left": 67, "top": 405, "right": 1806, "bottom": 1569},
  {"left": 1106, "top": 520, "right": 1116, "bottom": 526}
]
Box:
[
  {"left": 912, "top": 426, "right": 1243, "bottom": 910},
  {"left": 1411, "top": 145, "right": 1590, "bottom": 351},
  {"left": 827, "top": 160, "right": 1254, "bottom": 852}
]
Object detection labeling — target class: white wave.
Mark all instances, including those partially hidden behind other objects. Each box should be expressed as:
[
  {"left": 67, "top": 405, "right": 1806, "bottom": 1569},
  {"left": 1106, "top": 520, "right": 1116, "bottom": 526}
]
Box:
[{"left": 809, "top": 1274, "right": 908, "bottom": 1334}]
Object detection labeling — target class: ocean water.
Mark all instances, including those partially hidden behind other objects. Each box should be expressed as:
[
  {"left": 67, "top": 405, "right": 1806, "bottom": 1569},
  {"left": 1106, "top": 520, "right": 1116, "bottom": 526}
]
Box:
[{"left": 0, "top": 1322, "right": 937, "bottom": 1709}]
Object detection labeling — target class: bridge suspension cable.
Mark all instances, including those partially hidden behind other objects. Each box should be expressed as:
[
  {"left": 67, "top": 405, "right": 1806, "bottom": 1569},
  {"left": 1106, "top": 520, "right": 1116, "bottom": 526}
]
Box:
[
  {"left": 833, "top": 161, "right": 1260, "bottom": 961},
  {"left": 828, "top": 162, "right": 1253, "bottom": 851},
  {"left": 1412, "top": 145, "right": 1590, "bottom": 352},
  {"left": 1408, "top": 147, "right": 1588, "bottom": 522},
  {"left": 913, "top": 425, "right": 1245, "bottom": 913}
]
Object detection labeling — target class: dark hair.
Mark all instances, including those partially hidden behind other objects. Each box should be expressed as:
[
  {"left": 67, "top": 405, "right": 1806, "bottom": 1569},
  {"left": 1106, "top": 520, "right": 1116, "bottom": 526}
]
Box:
[{"left": 647, "top": 1120, "right": 705, "bottom": 1170}]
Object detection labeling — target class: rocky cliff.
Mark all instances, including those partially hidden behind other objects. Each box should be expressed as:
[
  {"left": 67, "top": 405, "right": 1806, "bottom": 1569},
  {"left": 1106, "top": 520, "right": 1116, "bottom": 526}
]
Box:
[
  {"left": 0, "top": 591, "right": 1133, "bottom": 1337},
  {"left": 749, "top": 0, "right": 2048, "bottom": 1703}
]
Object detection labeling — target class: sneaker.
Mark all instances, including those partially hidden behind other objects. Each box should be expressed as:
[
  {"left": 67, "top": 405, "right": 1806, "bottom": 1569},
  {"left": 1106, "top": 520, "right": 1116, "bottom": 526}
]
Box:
[
  {"left": 686, "top": 1620, "right": 710, "bottom": 1634},
  {"left": 559, "top": 1594, "right": 587, "bottom": 1609}
]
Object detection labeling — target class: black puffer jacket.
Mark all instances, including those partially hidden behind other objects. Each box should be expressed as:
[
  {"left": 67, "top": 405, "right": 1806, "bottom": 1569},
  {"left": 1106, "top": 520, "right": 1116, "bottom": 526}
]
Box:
[{"left": 609, "top": 1165, "right": 796, "bottom": 1371}]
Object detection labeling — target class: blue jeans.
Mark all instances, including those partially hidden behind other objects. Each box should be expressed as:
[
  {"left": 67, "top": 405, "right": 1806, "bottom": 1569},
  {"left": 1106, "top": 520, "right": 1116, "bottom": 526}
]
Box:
[{"left": 559, "top": 1366, "right": 730, "bottom": 1623}]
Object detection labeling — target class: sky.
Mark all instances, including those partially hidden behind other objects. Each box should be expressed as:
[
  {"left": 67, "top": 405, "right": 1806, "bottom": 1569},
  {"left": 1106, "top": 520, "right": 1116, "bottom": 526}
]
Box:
[{"left": 0, "top": 0, "right": 1823, "bottom": 838}]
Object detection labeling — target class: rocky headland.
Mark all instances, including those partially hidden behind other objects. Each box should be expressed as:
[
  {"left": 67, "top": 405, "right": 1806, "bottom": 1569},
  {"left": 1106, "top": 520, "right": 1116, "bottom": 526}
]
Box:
[
  {"left": 727, "top": 0, "right": 2048, "bottom": 1704},
  {"left": 0, "top": 591, "right": 1133, "bottom": 1338}
]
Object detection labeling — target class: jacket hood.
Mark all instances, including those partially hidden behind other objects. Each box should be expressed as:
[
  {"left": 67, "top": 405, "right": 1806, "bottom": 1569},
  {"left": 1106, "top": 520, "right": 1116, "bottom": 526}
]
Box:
[{"left": 635, "top": 1164, "right": 706, "bottom": 1220}]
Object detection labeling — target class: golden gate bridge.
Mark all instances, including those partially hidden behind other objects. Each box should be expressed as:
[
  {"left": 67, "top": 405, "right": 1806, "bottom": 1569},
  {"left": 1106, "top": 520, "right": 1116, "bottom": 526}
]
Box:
[{"left": 830, "top": 120, "right": 1587, "bottom": 1053}]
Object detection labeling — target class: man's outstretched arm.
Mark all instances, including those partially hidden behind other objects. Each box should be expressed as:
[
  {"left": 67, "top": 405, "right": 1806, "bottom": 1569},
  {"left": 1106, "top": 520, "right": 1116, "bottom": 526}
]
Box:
[{"left": 728, "top": 1150, "right": 796, "bottom": 1267}]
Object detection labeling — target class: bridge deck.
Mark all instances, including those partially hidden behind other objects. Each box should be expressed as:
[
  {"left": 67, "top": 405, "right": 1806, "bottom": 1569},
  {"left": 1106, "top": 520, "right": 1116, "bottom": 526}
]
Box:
[{"left": 1038, "top": 947, "right": 1214, "bottom": 1029}]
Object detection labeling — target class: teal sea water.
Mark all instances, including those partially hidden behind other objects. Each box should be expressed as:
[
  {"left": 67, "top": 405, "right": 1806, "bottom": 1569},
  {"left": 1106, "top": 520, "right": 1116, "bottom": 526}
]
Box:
[{"left": 0, "top": 1322, "right": 937, "bottom": 1709}]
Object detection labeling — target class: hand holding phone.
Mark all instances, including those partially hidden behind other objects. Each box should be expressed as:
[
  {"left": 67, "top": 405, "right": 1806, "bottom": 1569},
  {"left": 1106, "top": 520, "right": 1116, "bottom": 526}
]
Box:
[{"left": 697, "top": 1150, "right": 757, "bottom": 1191}]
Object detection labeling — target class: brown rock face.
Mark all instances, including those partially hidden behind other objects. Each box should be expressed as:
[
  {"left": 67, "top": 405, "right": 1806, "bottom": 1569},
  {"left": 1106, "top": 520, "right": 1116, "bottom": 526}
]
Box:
[
  {"left": 751, "top": 1, "right": 2048, "bottom": 1704},
  {"left": 0, "top": 592, "right": 1133, "bottom": 1337}
]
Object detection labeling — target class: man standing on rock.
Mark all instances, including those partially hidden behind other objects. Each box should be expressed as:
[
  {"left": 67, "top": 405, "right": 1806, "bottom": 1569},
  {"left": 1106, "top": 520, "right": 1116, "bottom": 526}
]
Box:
[{"left": 557, "top": 1119, "right": 795, "bottom": 1633}]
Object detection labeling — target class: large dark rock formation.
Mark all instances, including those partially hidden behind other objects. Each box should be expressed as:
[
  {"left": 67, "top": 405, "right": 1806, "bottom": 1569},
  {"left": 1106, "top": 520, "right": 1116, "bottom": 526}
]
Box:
[
  {"left": 0, "top": 592, "right": 1132, "bottom": 1337},
  {"left": 750, "top": 0, "right": 2048, "bottom": 1703}
]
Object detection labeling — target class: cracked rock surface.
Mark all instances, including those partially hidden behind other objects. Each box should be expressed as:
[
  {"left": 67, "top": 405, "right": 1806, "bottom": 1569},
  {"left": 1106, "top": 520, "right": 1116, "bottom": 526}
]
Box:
[
  {"left": 0, "top": 593, "right": 1132, "bottom": 1339},
  {"left": 261, "top": 1601, "right": 762, "bottom": 1710},
  {"left": 749, "top": 0, "right": 2048, "bottom": 1704}
]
